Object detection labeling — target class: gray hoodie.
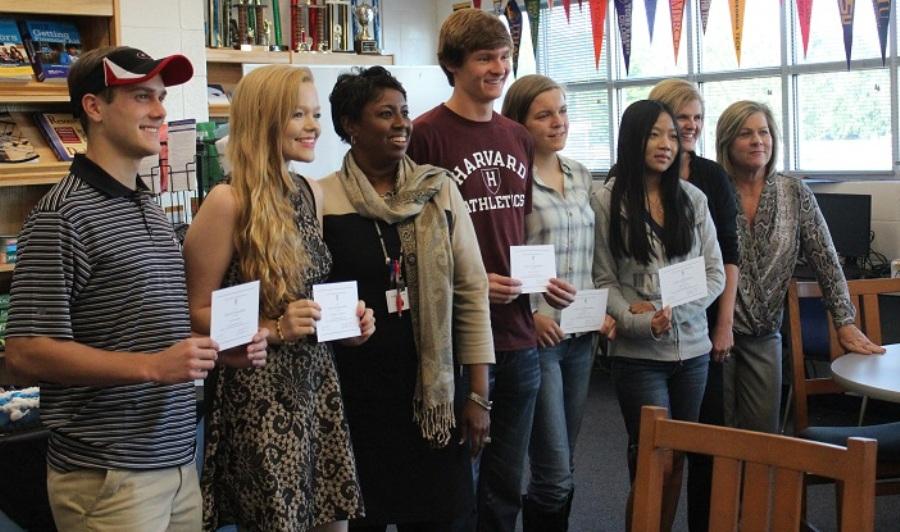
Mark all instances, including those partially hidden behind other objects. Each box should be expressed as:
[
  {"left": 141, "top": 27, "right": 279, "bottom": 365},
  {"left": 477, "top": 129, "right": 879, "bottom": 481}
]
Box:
[{"left": 591, "top": 178, "right": 725, "bottom": 362}]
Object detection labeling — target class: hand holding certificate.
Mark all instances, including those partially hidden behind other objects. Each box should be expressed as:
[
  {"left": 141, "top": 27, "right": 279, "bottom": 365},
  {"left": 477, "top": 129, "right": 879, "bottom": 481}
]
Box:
[
  {"left": 313, "top": 281, "right": 361, "bottom": 342},
  {"left": 560, "top": 289, "right": 609, "bottom": 334},
  {"left": 510, "top": 245, "right": 557, "bottom": 294},
  {"left": 658, "top": 257, "right": 707, "bottom": 308},
  {"left": 210, "top": 280, "right": 261, "bottom": 351}
]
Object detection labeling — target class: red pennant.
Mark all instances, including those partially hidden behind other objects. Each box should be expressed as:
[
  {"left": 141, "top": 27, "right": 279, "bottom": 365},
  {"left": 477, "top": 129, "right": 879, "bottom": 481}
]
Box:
[
  {"left": 699, "top": 0, "right": 712, "bottom": 34},
  {"left": 873, "top": 0, "right": 892, "bottom": 65},
  {"left": 669, "top": 0, "right": 685, "bottom": 62},
  {"left": 838, "top": 0, "right": 855, "bottom": 68},
  {"left": 473, "top": 1, "right": 482, "bottom": 8},
  {"left": 589, "top": 0, "right": 608, "bottom": 70},
  {"left": 797, "top": 0, "right": 813, "bottom": 58},
  {"left": 563, "top": 0, "right": 572, "bottom": 21}
]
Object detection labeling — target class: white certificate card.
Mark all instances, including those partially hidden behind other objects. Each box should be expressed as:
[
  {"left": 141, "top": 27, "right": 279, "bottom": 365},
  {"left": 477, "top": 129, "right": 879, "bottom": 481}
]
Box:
[
  {"left": 658, "top": 257, "right": 707, "bottom": 308},
  {"left": 313, "top": 281, "right": 360, "bottom": 342},
  {"left": 560, "top": 289, "right": 609, "bottom": 334},
  {"left": 510, "top": 245, "right": 557, "bottom": 294},
  {"left": 210, "top": 280, "right": 260, "bottom": 351}
]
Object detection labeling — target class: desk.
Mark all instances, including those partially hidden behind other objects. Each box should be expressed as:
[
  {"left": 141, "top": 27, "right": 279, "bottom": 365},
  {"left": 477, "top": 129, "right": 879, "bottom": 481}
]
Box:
[{"left": 831, "top": 343, "right": 900, "bottom": 403}]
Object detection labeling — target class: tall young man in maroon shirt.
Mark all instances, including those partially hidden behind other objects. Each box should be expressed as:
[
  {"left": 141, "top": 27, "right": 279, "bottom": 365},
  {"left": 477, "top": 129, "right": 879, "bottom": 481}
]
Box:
[{"left": 407, "top": 9, "right": 575, "bottom": 532}]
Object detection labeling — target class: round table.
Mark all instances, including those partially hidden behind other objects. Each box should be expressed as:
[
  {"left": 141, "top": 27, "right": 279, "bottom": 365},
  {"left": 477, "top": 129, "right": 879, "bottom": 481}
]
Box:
[{"left": 831, "top": 343, "right": 900, "bottom": 403}]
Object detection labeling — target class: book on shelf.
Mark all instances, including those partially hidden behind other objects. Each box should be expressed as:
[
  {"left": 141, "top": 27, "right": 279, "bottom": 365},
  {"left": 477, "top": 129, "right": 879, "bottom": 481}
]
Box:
[
  {"left": 0, "top": 112, "right": 38, "bottom": 163},
  {"left": 0, "top": 19, "right": 34, "bottom": 82},
  {"left": 19, "top": 20, "right": 82, "bottom": 83},
  {"left": 33, "top": 112, "right": 87, "bottom": 161}
]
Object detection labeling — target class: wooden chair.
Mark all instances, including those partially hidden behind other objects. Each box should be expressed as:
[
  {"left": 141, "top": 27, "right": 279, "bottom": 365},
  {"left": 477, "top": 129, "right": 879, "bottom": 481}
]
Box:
[
  {"left": 631, "top": 406, "right": 877, "bottom": 532},
  {"left": 785, "top": 277, "right": 900, "bottom": 496},
  {"left": 786, "top": 277, "right": 900, "bottom": 433}
]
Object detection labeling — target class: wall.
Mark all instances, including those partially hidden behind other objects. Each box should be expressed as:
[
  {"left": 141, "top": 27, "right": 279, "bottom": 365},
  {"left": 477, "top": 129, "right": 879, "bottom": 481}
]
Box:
[{"left": 119, "top": 0, "right": 209, "bottom": 122}]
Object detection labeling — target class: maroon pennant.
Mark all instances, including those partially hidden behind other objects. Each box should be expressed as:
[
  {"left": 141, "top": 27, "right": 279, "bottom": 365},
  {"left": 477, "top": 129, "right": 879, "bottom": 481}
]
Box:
[
  {"left": 699, "top": 0, "right": 712, "bottom": 34},
  {"left": 838, "top": 0, "right": 855, "bottom": 68},
  {"left": 505, "top": 0, "right": 524, "bottom": 75}
]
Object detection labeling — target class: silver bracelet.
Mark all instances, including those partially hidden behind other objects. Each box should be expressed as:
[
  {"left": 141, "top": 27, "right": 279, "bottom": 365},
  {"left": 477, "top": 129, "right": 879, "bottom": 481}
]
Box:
[{"left": 468, "top": 391, "right": 492, "bottom": 411}]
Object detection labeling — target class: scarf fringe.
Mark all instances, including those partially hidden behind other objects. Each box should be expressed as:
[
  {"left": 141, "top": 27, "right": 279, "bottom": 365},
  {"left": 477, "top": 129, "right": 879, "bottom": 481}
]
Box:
[{"left": 413, "top": 400, "right": 456, "bottom": 448}]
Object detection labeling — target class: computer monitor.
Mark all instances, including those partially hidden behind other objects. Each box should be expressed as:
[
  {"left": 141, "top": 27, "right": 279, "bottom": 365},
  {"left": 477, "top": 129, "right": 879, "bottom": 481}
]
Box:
[{"left": 813, "top": 192, "right": 871, "bottom": 259}]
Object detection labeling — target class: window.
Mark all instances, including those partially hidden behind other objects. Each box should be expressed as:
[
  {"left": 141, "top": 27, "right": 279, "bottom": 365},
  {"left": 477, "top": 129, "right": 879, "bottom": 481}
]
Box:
[{"left": 535, "top": 0, "right": 898, "bottom": 178}]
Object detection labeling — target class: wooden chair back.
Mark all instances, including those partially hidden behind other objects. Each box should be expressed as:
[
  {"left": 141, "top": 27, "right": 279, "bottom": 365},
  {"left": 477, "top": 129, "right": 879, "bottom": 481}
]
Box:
[
  {"left": 631, "top": 406, "right": 877, "bottom": 532},
  {"left": 787, "top": 277, "right": 900, "bottom": 433}
]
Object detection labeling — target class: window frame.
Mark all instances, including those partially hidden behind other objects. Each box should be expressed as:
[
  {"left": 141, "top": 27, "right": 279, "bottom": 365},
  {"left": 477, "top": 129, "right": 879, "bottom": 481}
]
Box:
[{"left": 534, "top": 0, "right": 900, "bottom": 180}]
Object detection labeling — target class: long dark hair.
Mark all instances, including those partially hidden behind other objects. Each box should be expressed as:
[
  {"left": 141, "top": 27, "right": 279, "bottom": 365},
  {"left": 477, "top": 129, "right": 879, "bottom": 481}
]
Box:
[{"left": 609, "top": 100, "right": 694, "bottom": 265}]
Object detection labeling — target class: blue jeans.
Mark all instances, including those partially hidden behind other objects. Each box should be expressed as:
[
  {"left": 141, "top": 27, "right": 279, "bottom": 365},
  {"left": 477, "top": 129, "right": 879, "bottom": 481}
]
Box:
[
  {"left": 475, "top": 347, "right": 541, "bottom": 532},
  {"left": 611, "top": 355, "right": 709, "bottom": 478},
  {"left": 527, "top": 334, "right": 596, "bottom": 510}
]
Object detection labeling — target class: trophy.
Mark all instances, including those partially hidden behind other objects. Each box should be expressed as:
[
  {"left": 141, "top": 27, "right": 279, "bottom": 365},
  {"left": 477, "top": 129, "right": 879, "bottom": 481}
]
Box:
[
  {"left": 291, "top": 0, "right": 313, "bottom": 51},
  {"left": 252, "top": 0, "right": 268, "bottom": 46},
  {"left": 232, "top": 0, "right": 253, "bottom": 47},
  {"left": 353, "top": 0, "right": 378, "bottom": 54},
  {"left": 326, "top": 0, "right": 353, "bottom": 52}
]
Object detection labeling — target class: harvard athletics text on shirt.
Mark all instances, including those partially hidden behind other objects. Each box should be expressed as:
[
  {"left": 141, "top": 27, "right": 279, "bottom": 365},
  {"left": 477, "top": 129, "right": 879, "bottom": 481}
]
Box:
[{"left": 408, "top": 104, "right": 536, "bottom": 351}]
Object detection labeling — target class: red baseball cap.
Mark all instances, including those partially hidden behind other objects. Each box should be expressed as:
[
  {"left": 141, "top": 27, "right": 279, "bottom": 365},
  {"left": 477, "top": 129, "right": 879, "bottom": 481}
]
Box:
[{"left": 70, "top": 47, "right": 194, "bottom": 116}]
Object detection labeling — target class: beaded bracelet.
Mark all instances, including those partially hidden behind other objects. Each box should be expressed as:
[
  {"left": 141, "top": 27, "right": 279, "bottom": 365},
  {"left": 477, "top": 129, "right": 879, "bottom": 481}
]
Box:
[
  {"left": 467, "top": 391, "right": 493, "bottom": 411},
  {"left": 275, "top": 314, "right": 286, "bottom": 343}
]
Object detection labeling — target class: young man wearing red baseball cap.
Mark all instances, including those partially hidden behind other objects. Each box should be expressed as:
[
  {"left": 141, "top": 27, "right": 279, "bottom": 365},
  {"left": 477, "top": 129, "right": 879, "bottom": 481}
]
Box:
[{"left": 5, "top": 46, "right": 268, "bottom": 531}]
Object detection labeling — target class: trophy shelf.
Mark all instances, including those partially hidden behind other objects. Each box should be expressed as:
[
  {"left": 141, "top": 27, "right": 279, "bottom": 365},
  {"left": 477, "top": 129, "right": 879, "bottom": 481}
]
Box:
[{"left": 205, "top": 48, "right": 394, "bottom": 66}]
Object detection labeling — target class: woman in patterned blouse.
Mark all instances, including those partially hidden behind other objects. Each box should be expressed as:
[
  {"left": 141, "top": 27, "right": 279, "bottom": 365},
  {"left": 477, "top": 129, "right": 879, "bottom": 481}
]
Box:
[{"left": 715, "top": 100, "right": 883, "bottom": 435}]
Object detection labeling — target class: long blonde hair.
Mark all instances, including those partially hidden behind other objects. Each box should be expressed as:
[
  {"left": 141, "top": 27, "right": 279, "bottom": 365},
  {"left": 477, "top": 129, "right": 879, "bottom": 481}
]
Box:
[{"left": 227, "top": 65, "right": 315, "bottom": 318}]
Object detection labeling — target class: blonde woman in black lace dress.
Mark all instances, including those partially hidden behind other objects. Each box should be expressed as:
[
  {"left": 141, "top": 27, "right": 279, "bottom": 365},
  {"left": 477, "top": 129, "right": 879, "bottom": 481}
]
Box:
[{"left": 184, "top": 65, "right": 375, "bottom": 532}]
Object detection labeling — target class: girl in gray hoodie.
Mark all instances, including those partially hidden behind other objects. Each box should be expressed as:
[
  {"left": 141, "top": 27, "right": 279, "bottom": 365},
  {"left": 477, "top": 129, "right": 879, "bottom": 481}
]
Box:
[{"left": 592, "top": 100, "right": 725, "bottom": 530}]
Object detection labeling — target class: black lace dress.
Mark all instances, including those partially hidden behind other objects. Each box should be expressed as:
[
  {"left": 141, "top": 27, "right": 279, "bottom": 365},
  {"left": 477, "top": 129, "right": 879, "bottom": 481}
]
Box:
[{"left": 200, "top": 176, "right": 363, "bottom": 531}]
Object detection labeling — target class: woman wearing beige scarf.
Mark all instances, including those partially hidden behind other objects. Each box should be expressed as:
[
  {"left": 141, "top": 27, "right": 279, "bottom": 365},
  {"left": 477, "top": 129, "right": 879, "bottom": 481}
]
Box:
[{"left": 319, "top": 67, "right": 494, "bottom": 531}]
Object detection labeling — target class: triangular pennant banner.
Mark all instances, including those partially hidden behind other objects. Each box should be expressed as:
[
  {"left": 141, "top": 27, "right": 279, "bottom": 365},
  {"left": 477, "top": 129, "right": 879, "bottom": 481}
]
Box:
[
  {"left": 505, "top": 0, "right": 524, "bottom": 75},
  {"left": 838, "top": 0, "right": 855, "bottom": 68},
  {"left": 797, "top": 0, "right": 813, "bottom": 57},
  {"left": 873, "top": 0, "right": 891, "bottom": 65},
  {"left": 525, "top": 0, "right": 540, "bottom": 58},
  {"left": 615, "top": 0, "right": 634, "bottom": 73},
  {"left": 669, "top": 0, "right": 685, "bottom": 62},
  {"left": 589, "top": 0, "right": 608, "bottom": 69},
  {"left": 645, "top": 0, "right": 658, "bottom": 42},
  {"left": 699, "top": 0, "right": 712, "bottom": 34},
  {"left": 564, "top": 0, "right": 572, "bottom": 21},
  {"left": 473, "top": 1, "right": 482, "bottom": 8},
  {"left": 729, "top": 0, "right": 746, "bottom": 65}
]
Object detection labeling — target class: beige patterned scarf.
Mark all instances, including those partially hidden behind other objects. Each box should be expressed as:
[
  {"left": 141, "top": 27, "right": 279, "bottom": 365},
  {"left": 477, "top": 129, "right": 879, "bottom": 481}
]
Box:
[{"left": 337, "top": 151, "right": 456, "bottom": 447}]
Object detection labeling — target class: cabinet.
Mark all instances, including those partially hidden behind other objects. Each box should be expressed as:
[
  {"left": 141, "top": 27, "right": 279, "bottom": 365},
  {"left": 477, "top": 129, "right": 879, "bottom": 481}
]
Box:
[
  {"left": 206, "top": 48, "right": 394, "bottom": 118},
  {"left": 0, "top": 0, "right": 120, "bottom": 288}
]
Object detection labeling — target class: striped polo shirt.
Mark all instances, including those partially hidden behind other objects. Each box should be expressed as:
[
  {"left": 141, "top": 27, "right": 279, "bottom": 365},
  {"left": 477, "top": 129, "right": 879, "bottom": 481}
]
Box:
[{"left": 6, "top": 155, "right": 197, "bottom": 472}]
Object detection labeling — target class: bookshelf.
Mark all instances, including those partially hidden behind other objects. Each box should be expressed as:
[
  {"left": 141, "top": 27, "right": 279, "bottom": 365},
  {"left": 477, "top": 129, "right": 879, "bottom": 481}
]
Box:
[
  {"left": 206, "top": 48, "right": 394, "bottom": 117},
  {"left": 0, "top": 0, "right": 120, "bottom": 282}
]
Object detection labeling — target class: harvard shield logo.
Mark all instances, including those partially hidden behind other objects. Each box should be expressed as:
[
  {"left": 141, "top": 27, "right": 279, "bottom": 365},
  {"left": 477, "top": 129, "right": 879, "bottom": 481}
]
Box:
[{"left": 481, "top": 167, "right": 501, "bottom": 195}]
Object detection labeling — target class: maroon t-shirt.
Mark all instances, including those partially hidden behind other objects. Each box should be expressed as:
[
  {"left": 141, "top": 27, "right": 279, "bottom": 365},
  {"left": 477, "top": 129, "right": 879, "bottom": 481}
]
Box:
[{"left": 408, "top": 104, "right": 536, "bottom": 351}]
